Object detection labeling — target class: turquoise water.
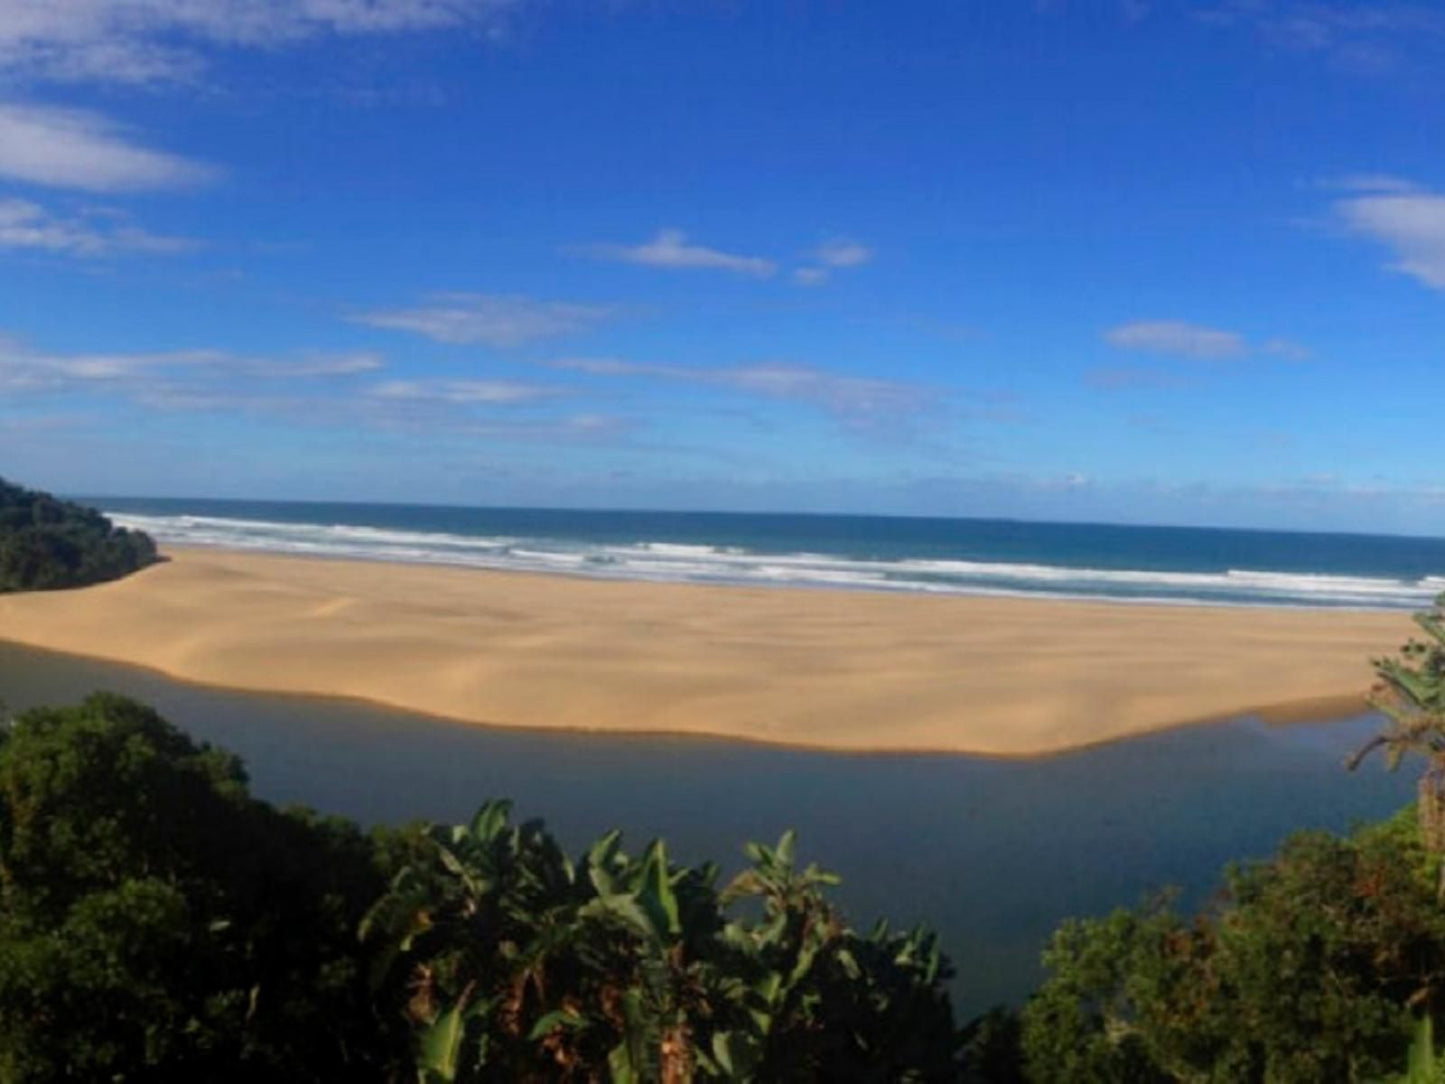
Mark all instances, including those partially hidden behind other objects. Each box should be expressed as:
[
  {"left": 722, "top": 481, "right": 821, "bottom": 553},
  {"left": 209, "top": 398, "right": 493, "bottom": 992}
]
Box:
[
  {"left": 91, "top": 496, "right": 1445, "bottom": 608},
  {"left": 0, "top": 641, "right": 1415, "bottom": 1016}
]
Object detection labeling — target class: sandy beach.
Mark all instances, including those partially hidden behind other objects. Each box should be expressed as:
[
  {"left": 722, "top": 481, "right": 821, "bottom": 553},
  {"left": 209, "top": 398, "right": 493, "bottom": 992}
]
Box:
[{"left": 0, "top": 547, "right": 1417, "bottom": 755}]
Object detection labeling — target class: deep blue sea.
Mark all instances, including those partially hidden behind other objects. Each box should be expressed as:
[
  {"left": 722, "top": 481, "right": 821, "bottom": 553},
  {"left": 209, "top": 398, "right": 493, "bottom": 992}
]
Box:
[{"left": 92, "top": 497, "right": 1445, "bottom": 609}]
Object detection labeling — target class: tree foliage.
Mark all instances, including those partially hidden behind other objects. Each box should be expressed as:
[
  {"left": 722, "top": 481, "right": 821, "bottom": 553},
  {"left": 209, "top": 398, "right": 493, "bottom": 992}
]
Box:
[
  {"left": 1350, "top": 593, "right": 1445, "bottom": 878},
  {"left": 0, "top": 476, "right": 157, "bottom": 592},
  {"left": 361, "top": 804, "right": 961, "bottom": 1082},
  {"left": 0, "top": 693, "right": 414, "bottom": 1082},
  {"left": 1021, "top": 809, "right": 1445, "bottom": 1083}
]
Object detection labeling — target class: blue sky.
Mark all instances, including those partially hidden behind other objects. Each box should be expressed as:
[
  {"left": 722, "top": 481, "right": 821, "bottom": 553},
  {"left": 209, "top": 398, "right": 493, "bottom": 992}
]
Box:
[{"left": 1, "top": 1, "right": 1444, "bottom": 531}]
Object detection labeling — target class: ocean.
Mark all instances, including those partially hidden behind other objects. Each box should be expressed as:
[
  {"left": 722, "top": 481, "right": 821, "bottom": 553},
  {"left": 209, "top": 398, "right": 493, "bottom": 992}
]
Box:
[{"left": 94, "top": 497, "right": 1445, "bottom": 610}]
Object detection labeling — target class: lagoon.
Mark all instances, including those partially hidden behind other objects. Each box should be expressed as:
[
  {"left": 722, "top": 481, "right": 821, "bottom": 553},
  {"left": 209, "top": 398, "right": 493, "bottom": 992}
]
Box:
[{"left": 0, "top": 639, "right": 1414, "bottom": 1016}]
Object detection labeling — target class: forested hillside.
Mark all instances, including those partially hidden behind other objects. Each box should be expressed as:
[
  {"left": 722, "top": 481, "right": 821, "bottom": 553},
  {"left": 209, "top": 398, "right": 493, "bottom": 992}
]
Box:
[{"left": 0, "top": 478, "right": 157, "bottom": 592}]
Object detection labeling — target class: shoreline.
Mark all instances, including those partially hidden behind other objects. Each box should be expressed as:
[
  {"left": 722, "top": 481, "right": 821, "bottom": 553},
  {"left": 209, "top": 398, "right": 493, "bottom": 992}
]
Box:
[
  {"left": 101, "top": 509, "right": 1443, "bottom": 612},
  {"left": 0, "top": 546, "right": 1414, "bottom": 756}
]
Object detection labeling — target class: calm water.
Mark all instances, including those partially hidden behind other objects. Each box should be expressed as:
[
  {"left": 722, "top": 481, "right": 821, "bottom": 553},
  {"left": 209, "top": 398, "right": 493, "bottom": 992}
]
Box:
[
  {"left": 0, "top": 641, "right": 1415, "bottom": 1016},
  {"left": 92, "top": 496, "right": 1445, "bottom": 608}
]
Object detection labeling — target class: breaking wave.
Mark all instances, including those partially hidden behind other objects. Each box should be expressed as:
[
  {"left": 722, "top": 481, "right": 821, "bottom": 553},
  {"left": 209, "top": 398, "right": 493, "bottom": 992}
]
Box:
[{"left": 108, "top": 511, "right": 1445, "bottom": 610}]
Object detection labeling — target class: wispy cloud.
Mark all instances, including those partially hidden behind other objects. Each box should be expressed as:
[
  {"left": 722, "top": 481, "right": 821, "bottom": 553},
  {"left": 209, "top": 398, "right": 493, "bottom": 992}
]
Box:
[
  {"left": 368, "top": 378, "right": 561, "bottom": 404},
  {"left": 793, "top": 237, "right": 873, "bottom": 285},
  {"left": 1084, "top": 365, "right": 1188, "bottom": 391},
  {"left": 579, "top": 229, "right": 777, "bottom": 277},
  {"left": 1258, "top": 336, "right": 1312, "bottom": 362},
  {"left": 429, "top": 413, "right": 636, "bottom": 444},
  {"left": 356, "top": 293, "right": 621, "bottom": 346},
  {"left": 1317, "top": 173, "right": 1422, "bottom": 194},
  {"left": 1198, "top": 1, "right": 1445, "bottom": 73},
  {"left": 0, "top": 333, "right": 642, "bottom": 449},
  {"left": 359, "top": 378, "right": 629, "bottom": 446},
  {"left": 0, "top": 104, "right": 216, "bottom": 192},
  {"left": 1103, "top": 320, "right": 1310, "bottom": 361},
  {"left": 251, "top": 353, "right": 385, "bottom": 378},
  {"left": 0, "top": 0, "right": 523, "bottom": 85},
  {"left": 814, "top": 238, "right": 874, "bottom": 268},
  {"left": 1104, "top": 320, "right": 1247, "bottom": 359},
  {"left": 0, "top": 197, "right": 196, "bottom": 256},
  {"left": 1329, "top": 176, "right": 1445, "bottom": 290},
  {"left": 0, "top": 337, "right": 383, "bottom": 396},
  {"left": 549, "top": 356, "right": 932, "bottom": 432}
]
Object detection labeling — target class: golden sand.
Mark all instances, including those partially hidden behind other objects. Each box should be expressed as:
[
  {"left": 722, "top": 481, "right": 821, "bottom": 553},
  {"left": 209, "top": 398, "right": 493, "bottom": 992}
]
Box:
[{"left": 0, "top": 547, "right": 1413, "bottom": 755}]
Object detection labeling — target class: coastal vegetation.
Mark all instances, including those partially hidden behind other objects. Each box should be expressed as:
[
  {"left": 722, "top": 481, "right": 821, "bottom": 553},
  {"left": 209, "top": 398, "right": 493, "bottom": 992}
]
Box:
[
  {"left": 3, "top": 692, "right": 1445, "bottom": 1081},
  {"left": 1014, "top": 594, "right": 1445, "bottom": 1083},
  {"left": 1019, "top": 810, "right": 1445, "bottom": 1082},
  {"left": 0, "top": 693, "right": 959, "bottom": 1082},
  {"left": 0, "top": 478, "right": 156, "bottom": 592},
  {"left": 1349, "top": 594, "right": 1445, "bottom": 896}
]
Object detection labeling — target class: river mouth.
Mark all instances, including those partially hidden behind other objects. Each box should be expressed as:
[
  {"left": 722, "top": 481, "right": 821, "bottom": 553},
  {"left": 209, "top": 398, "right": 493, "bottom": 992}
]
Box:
[{"left": 0, "top": 639, "right": 1412, "bottom": 1017}]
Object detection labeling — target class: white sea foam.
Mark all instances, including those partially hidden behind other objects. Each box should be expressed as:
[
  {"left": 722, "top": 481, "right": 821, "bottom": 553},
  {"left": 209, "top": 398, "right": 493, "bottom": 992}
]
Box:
[{"left": 108, "top": 511, "right": 1445, "bottom": 610}]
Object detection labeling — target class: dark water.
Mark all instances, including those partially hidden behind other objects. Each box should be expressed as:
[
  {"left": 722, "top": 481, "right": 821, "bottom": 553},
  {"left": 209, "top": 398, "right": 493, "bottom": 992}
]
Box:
[
  {"left": 0, "top": 641, "right": 1415, "bottom": 1016},
  {"left": 91, "top": 496, "right": 1445, "bottom": 608}
]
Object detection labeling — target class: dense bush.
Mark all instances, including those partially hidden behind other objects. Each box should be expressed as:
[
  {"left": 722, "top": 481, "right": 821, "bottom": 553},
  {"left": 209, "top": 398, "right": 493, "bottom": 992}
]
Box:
[
  {"left": 0, "top": 694, "right": 416, "bottom": 1082},
  {"left": 1019, "top": 809, "right": 1445, "bottom": 1083},
  {"left": 0, "top": 477, "right": 157, "bottom": 592},
  {"left": 363, "top": 807, "right": 961, "bottom": 1081}
]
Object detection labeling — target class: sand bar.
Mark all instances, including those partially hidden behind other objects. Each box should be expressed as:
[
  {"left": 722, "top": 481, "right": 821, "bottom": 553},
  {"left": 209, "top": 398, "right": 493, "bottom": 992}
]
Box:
[{"left": 0, "top": 547, "right": 1418, "bottom": 756}]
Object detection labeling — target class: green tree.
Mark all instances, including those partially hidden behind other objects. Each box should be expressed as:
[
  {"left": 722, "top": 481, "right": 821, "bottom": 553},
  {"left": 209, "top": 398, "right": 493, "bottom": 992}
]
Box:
[
  {"left": 1022, "top": 812, "right": 1445, "bottom": 1083},
  {"left": 1349, "top": 593, "right": 1445, "bottom": 898},
  {"left": 0, "top": 693, "right": 412, "bottom": 1082},
  {"left": 713, "top": 832, "right": 960, "bottom": 1080}
]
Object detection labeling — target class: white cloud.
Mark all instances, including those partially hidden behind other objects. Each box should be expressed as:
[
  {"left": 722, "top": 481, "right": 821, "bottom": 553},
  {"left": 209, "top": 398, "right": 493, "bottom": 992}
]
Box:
[
  {"left": 1260, "top": 337, "right": 1312, "bottom": 362},
  {"left": 357, "top": 293, "right": 620, "bottom": 346},
  {"left": 549, "top": 356, "right": 931, "bottom": 430},
  {"left": 792, "top": 237, "right": 873, "bottom": 284},
  {"left": 0, "top": 338, "right": 383, "bottom": 395},
  {"left": 368, "top": 378, "right": 559, "bottom": 404},
  {"left": 0, "top": 0, "right": 522, "bottom": 85},
  {"left": 437, "top": 413, "right": 635, "bottom": 443},
  {"left": 0, "top": 197, "right": 196, "bottom": 255},
  {"left": 1102, "top": 320, "right": 1312, "bottom": 362},
  {"left": 1104, "top": 320, "right": 1248, "bottom": 359},
  {"left": 1332, "top": 182, "right": 1445, "bottom": 290},
  {"left": 360, "top": 379, "right": 628, "bottom": 444},
  {"left": 0, "top": 104, "right": 215, "bottom": 192},
  {"left": 550, "top": 357, "right": 652, "bottom": 376},
  {"left": 581, "top": 229, "right": 776, "bottom": 277},
  {"left": 0, "top": 333, "right": 638, "bottom": 444},
  {"left": 1319, "top": 173, "right": 1421, "bottom": 194},
  {"left": 250, "top": 352, "right": 385, "bottom": 377},
  {"left": 0, "top": 344, "right": 215, "bottom": 389},
  {"left": 815, "top": 238, "right": 873, "bottom": 268},
  {"left": 1199, "top": 2, "right": 1445, "bottom": 74},
  {"left": 720, "top": 364, "right": 919, "bottom": 419}
]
